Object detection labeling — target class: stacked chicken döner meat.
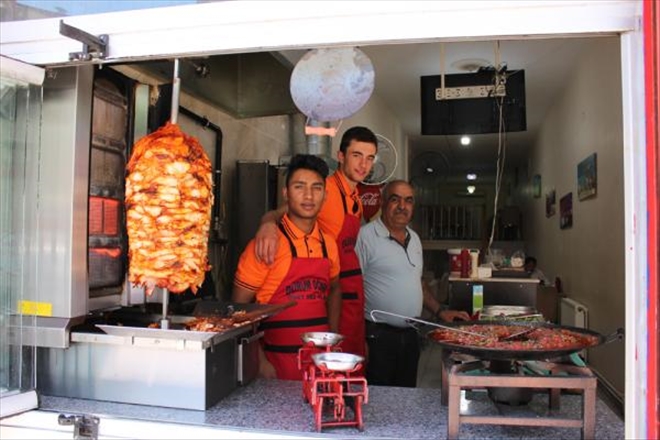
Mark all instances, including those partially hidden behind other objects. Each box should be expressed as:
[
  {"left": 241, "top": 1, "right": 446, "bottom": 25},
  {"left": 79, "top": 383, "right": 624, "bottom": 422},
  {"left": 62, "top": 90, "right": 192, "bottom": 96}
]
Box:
[{"left": 126, "top": 122, "right": 213, "bottom": 295}]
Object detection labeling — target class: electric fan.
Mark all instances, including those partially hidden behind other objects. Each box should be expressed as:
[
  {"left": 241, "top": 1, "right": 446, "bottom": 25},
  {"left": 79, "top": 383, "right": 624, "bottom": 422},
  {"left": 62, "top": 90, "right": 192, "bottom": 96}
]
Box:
[{"left": 362, "top": 134, "right": 398, "bottom": 185}]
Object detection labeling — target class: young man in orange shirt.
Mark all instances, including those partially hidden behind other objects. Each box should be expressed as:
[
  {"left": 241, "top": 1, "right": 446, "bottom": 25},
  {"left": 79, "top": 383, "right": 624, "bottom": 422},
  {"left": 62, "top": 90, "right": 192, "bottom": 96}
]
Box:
[
  {"left": 255, "top": 126, "right": 378, "bottom": 357},
  {"left": 233, "top": 154, "right": 341, "bottom": 380}
]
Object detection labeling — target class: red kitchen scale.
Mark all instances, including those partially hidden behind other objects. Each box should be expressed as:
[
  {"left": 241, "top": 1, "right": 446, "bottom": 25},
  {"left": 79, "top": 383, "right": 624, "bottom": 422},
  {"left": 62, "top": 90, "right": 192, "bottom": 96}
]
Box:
[{"left": 297, "top": 332, "right": 368, "bottom": 431}]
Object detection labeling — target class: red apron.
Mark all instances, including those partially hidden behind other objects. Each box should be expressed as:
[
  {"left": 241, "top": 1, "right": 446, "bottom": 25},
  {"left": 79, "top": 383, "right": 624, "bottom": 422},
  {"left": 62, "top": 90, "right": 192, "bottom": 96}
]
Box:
[
  {"left": 335, "top": 183, "right": 366, "bottom": 357},
  {"left": 260, "top": 224, "right": 331, "bottom": 380}
]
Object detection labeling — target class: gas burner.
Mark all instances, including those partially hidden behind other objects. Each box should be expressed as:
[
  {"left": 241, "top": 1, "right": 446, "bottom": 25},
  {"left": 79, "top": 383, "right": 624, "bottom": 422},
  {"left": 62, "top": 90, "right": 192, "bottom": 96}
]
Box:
[{"left": 440, "top": 352, "right": 597, "bottom": 439}]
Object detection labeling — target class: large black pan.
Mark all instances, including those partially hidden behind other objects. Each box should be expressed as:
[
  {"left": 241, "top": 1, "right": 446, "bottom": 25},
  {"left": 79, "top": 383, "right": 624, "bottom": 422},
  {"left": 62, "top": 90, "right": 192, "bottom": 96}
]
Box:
[{"left": 425, "top": 320, "right": 624, "bottom": 361}]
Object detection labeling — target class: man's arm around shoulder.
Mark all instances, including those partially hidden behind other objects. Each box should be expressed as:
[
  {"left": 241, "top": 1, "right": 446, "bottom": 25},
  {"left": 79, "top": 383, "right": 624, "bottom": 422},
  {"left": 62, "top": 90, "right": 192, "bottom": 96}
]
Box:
[{"left": 255, "top": 205, "right": 287, "bottom": 265}]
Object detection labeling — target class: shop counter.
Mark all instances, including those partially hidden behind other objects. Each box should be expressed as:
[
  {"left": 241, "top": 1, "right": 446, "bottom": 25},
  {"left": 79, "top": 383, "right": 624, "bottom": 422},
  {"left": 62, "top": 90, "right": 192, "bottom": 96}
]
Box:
[{"left": 9, "top": 377, "right": 625, "bottom": 440}]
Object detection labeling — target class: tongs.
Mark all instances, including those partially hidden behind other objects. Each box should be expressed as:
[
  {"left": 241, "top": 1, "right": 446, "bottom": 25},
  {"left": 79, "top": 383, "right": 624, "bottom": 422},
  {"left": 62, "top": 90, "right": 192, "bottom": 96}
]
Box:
[{"left": 370, "top": 310, "right": 489, "bottom": 339}]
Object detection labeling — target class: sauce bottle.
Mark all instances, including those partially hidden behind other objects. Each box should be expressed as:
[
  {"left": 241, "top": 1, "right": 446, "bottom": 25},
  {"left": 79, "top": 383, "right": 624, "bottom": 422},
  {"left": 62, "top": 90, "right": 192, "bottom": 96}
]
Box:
[{"left": 460, "top": 249, "right": 470, "bottom": 278}]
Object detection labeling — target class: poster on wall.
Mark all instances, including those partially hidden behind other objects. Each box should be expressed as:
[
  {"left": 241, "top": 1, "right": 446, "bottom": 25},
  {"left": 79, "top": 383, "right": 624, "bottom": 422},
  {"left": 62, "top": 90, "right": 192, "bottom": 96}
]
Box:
[
  {"left": 577, "top": 153, "right": 597, "bottom": 200},
  {"left": 532, "top": 174, "right": 542, "bottom": 198},
  {"left": 545, "top": 189, "right": 556, "bottom": 217},
  {"left": 560, "top": 192, "right": 573, "bottom": 229}
]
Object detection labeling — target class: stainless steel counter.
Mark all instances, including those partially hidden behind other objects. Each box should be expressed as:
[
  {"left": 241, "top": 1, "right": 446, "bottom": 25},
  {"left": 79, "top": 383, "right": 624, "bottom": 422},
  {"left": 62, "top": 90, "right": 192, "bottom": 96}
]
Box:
[{"left": 37, "top": 324, "right": 261, "bottom": 411}]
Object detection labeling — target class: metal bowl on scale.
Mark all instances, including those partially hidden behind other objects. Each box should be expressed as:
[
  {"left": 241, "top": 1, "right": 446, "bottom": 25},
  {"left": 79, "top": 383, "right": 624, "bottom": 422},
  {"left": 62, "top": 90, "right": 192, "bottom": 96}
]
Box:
[
  {"left": 312, "top": 352, "right": 365, "bottom": 372},
  {"left": 301, "top": 331, "right": 344, "bottom": 347}
]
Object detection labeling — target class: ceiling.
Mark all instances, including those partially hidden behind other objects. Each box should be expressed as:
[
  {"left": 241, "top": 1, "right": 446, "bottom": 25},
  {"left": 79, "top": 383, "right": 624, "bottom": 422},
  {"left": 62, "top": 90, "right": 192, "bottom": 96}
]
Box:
[
  {"left": 126, "top": 35, "right": 606, "bottom": 185},
  {"left": 281, "top": 36, "right": 600, "bottom": 183}
]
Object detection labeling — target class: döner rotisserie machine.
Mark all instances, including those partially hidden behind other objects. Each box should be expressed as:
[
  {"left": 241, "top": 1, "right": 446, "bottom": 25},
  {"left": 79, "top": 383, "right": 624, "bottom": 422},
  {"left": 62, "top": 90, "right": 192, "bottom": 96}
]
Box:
[{"left": 12, "top": 65, "right": 264, "bottom": 410}]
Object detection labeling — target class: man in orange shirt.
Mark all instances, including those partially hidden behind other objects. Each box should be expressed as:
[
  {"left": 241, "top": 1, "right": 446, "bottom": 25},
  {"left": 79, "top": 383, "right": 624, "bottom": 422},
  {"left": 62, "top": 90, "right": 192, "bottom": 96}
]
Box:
[
  {"left": 255, "top": 126, "right": 378, "bottom": 357},
  {"left": 233, "top": 154, "right": 341, "bottom": 380}
]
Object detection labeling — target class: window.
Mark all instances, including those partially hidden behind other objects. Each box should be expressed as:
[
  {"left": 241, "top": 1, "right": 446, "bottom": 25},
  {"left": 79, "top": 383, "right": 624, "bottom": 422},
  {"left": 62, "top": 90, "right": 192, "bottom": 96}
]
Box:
[{"left": 0, "top": 57, "right": 43, "bottom": 416}]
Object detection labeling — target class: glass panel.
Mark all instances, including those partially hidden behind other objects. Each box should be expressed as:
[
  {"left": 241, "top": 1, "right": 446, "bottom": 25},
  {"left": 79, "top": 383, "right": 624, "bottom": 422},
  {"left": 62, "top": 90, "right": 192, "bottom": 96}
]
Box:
[
  {"left": 0, "top": 74, "right": 42, "bottom": 398},
  {"left": 1, "top": 0, "right": 220, "bottom": 22}
]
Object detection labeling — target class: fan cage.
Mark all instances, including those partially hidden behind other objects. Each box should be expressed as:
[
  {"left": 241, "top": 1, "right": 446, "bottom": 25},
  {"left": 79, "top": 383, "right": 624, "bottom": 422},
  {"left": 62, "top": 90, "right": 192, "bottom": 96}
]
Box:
[{"left": 362, "top": 134, "right": 398, "bottom": 185}]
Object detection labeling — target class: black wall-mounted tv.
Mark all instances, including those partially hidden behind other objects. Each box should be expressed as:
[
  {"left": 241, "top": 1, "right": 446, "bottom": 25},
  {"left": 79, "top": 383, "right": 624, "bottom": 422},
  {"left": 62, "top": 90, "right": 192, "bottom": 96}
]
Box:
[{"left": 421, "top": 69, "right": 527, "bottom": 135}]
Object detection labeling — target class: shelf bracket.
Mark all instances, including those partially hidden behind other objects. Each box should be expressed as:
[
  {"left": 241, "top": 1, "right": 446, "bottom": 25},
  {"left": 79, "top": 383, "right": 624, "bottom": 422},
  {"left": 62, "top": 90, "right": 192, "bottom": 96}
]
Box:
[{"left": 59, "top": 20, "right": 108, "bottom": 62}]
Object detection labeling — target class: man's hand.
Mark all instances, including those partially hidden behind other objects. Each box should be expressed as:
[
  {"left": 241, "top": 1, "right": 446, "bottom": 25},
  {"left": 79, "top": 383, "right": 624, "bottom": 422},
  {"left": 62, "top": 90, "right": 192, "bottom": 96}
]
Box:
[
  {"left": 258, "top": 358, "right": 278, "bottom": 379},
  {"left": 438, "top": 310, "right": 471, "bottom": 322},
  {"left": 255, "top": 222, "right": 279, "bottom": 265}
]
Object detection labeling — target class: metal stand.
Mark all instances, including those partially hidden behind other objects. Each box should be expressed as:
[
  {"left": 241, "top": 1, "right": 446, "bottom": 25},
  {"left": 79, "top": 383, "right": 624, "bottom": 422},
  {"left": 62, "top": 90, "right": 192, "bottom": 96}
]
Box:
[
  {"left": 170, "top": 59, "right": 180, "bottom": 124},
  {"left": 159, "top": 57, "right": 179, "bottom": 332},
  {"left": 160, "top": 288, "right": 170, "bottom": 330},
  {"left": 441, "top": 352, "right": 597, "bottom": 440},
  {"left": 58, "top": 414, "right": 100, "bottom": 440},
  {"left": 298, "top": 343, "right": 368, "bottom": 432}
]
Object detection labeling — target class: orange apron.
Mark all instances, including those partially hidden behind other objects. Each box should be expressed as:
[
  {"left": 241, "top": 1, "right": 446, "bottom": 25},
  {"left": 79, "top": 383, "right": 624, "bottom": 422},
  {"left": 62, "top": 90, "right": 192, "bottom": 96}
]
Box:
[
  {"left": 335, "top": 181, "right": 366, "bottom": 357},
  {"left": 260, "top": 224, "right": 331, "bottom": 380}
]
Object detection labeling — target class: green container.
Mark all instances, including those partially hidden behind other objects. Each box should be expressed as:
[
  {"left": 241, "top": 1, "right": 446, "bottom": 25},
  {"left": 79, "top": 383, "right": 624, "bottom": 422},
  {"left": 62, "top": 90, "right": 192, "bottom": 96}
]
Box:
[{"left": 472, "top": 284, "right": 484, "bottom": 314}]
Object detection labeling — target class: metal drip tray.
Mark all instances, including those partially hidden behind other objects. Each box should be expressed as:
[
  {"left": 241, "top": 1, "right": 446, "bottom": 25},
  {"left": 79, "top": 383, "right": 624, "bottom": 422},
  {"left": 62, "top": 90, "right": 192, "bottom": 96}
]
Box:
[
  {"left": 96, "top": 324, "right": 217, "bottom": 342},
  {"left": 84, "top": 301, "right": 295, "bottom": 349},
  {"left": 91, "top": 322, "right": 255, "bottom": 350}
]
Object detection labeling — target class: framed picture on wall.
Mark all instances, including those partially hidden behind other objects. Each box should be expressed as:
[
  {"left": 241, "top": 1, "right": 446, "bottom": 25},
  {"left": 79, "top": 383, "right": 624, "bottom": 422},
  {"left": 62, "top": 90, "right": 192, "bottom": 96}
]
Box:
[
  {"left": 546, "top": 189, "right": 556, "bottom": 217},
  {"left": 532, "top": 174, "right": 542, "bottom": 198},
  {"left": 577, "top": 153, "right": 597, "bottom": 200},
  {"left": 560, "top": 192, "right": 573, "bottom": 229}
]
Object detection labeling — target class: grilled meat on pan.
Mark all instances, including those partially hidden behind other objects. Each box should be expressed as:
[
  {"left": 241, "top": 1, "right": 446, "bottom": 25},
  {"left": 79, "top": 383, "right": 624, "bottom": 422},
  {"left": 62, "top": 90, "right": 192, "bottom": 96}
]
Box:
[{"left": 126, "top": 122, "right": 213, "bottom": 294}]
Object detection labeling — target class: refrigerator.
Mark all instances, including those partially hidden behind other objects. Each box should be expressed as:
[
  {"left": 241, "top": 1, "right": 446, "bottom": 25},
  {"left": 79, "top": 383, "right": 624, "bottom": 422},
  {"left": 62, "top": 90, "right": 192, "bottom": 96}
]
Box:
[{"left": 235, "top": 160, "right": 287, "bottom": 257}]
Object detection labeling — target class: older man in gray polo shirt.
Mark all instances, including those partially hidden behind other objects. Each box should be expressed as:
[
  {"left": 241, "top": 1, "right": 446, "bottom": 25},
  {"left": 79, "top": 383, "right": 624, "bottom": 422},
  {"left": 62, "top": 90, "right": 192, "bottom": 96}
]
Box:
[{"left": 356, "top": 180, "right": 469, "bottom": 387}]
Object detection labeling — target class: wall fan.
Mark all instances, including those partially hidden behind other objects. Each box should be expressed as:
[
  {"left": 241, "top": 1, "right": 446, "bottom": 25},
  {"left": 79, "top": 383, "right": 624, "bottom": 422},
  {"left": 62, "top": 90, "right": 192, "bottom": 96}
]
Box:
[{"left": 362, "top": 134, "right": 398, "bottom": 186}]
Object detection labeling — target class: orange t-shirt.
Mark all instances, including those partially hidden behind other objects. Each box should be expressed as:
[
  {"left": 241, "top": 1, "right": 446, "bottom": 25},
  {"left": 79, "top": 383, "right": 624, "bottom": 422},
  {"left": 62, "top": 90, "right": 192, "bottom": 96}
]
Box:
[
  {"left": 317, "top": 170, "right": 363, "bottom": 240},
  {"left": 234, "top": 214, "right": 340, "bottom": 304}
]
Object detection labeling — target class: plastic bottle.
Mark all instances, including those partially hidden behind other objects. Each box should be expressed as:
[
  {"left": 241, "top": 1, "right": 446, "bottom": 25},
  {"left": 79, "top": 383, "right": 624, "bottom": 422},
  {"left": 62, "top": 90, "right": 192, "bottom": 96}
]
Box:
[
  {"left": 460, "top": 249, "right": 470, "bottom": 278},
  {"left": 472, "top": 284, "right": 484, "bottom": 316},
  {"left": 470, "top": 250, "right": 480, "bottom": 278}
]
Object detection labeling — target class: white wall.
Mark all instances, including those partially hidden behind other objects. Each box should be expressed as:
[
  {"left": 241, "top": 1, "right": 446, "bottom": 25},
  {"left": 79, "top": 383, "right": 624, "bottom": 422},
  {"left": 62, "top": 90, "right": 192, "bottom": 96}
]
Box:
[
  {"left": 176, "top": 94, "right": 291, "bottom": 290},
  {"left": 176, "top": 85, "right": 404, "bottom": 293},
  {"left": 519, "top": 37, "right": 625, "bottom": 393},
  {"left": 331, "top": 92, "right": 407, "bottom": 181}
]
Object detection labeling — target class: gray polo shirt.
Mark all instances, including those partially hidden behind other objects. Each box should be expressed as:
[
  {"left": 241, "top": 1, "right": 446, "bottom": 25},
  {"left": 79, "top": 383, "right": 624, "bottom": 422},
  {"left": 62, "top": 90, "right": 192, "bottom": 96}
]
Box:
[{"left": 355, "top": 217, "right": 424, "bottom": 328}]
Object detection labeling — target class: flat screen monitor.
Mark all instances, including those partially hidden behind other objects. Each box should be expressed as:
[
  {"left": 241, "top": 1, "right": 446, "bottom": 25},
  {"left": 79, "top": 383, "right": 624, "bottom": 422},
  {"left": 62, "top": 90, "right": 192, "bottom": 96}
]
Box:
[{"left": 421, "top": 69, "right": 527, "bottom": 135}]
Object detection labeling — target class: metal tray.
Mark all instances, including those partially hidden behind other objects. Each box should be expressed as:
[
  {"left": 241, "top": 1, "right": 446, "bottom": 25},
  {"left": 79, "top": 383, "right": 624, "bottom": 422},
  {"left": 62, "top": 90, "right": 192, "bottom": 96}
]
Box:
[
  {"left": 93, "top": 302, "right": 295, "bottom": 347},
  {"left": 426, "top": 321, "right": 623, "bottom": 360},
  {"left": 96, "top": 324, "right": 218, "bottom": 342},
  {"left": 301, "top": 332, "right": 344, "bottom": 347},
  {"left": 192, "top": 300, "right": 295, "bottom": 319},
  {"left": 481, "top": 305, "right": 537, "bottom": 316},
  {"left": 312, "top": 352, "right": 365, "bottom": 372}
]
